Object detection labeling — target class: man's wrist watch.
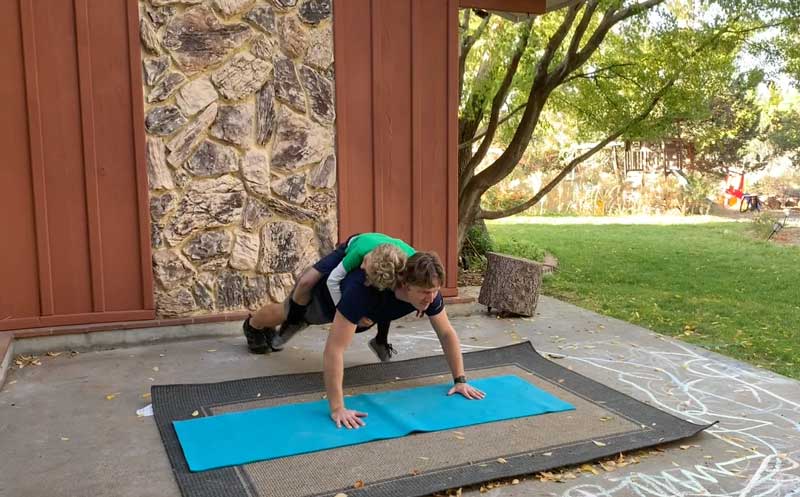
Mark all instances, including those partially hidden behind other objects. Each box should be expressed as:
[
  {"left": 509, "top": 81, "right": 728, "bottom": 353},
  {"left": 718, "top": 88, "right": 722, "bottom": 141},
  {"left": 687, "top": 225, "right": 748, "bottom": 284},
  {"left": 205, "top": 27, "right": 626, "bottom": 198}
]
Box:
[{"left": 453, "top": 375, "right": 467, "bottom": 384}]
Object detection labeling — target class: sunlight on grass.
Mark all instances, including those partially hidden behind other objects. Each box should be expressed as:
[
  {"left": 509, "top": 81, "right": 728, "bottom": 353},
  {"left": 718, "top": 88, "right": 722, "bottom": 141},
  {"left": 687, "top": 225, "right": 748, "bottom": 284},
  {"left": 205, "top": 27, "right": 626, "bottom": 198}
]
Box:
[{"left": 489, "top": 222, "right": 800, "bottom": 379}]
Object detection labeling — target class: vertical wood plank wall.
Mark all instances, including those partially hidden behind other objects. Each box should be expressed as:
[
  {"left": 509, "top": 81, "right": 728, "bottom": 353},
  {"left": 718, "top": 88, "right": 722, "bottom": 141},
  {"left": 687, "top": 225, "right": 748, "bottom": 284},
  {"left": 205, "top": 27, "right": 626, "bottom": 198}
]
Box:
[
  {"left": 0, "top": 0, "right": 153, "bottom": 331},
  {"left": 334, "top": 0, "right": 459, "bottom": 295}
]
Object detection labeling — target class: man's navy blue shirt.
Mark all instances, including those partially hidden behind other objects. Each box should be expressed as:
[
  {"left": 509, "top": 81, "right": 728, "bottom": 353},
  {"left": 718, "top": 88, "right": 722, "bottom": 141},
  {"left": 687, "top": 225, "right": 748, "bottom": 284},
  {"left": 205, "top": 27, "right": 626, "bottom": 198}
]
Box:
[{"left": 334, "top": 269, "right": 444, "bottom": 325}]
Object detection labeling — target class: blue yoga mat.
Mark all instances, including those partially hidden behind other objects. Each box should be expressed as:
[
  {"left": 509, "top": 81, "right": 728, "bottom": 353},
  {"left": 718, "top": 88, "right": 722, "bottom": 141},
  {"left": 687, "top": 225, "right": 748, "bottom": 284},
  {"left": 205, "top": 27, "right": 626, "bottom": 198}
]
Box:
[{"left": 174, "top": 375, "right": 574, "bottom": 471}]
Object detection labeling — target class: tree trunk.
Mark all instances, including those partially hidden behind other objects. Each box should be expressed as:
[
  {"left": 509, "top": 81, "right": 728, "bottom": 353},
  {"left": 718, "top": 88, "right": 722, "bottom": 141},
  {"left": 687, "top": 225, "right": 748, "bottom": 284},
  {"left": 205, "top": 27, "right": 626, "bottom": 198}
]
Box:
[
  {"left": 478, "top": 252, "right": 542, "bottom": 317},
  {"left": 456, "top": 181, "right": 484, "bottom": 257}
]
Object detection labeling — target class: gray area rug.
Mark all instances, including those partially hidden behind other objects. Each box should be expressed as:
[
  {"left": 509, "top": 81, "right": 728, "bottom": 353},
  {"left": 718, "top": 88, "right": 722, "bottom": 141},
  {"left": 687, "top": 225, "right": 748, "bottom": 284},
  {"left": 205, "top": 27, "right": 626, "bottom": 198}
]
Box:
[{"left": 152, "top": 342, "right": 713, "bottom": 497}]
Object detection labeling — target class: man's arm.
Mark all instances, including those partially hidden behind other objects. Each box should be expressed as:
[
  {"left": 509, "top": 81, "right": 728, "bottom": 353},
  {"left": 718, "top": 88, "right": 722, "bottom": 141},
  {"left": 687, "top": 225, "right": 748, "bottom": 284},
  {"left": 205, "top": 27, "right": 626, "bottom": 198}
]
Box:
[
  {"left": 429, "top": 309, "right": 485, "bottom": 399},
  {"left": 323, "top": 310, "right": 368, "bottom": 428}
]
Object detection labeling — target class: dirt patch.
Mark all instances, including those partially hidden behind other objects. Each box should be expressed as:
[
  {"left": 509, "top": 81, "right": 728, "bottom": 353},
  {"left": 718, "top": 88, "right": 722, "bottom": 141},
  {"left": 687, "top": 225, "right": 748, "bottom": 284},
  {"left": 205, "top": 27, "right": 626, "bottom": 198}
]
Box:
[
  {"left": 771, "top": 227, "right": 800, "bottom": 246},
  {"left": 458, "top": 267, "right": 485, "bottom": 287}
]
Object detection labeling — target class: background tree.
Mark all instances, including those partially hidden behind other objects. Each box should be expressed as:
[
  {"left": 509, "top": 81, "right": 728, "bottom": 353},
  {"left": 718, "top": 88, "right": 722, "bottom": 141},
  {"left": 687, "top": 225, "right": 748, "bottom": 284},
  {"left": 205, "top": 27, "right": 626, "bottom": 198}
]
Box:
[
  {"left": 762, "top": 87, "right": 800, "bottom": 160},
  {"left": 685, "top": 71, "right": 766, "bottom": 173},
  {"left": 457, "top": 0, "right": 799, "bottom": 252}
]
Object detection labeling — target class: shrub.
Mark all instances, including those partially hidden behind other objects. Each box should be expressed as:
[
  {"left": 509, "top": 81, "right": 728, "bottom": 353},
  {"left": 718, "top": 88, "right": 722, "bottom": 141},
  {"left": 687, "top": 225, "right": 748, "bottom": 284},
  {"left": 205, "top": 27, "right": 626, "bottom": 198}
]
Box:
[
  {"left": 749, "top": 212, "right": 779, "bottom": 239},
  {"left": 460, "top": 221, "right": 494, "bottom": 270}
]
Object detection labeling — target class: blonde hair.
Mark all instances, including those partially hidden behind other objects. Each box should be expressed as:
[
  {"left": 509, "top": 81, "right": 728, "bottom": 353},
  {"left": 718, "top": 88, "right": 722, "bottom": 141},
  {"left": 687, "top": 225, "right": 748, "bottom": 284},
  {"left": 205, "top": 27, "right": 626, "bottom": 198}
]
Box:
[{"left": 363, "top": 244, "right": 408, "bottom": 290}]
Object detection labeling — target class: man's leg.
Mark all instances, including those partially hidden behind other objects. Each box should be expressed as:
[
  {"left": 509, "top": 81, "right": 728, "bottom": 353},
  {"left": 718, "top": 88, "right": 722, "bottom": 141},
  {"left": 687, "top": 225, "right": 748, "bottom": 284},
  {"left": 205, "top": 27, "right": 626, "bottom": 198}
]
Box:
[
  {"left": 249, "top": 267, "right": 321, "bottom": 329},
  {"left": 243, "top": 301, "right": 285, "bottom": 354},
  {"left": 244, "top": 267, "right": 324, "bottom": 353},
  {"left": 249, "top": 301, "right": 287, "bottom": 330},
  {"left": 284, "top": 267, "right": 322, "bottom": 326},
  {"left": 270, "top": 296, "right": 311, "bottom": 349},
  {"left": 246, "top": 236, "right": 352, "bottom": 353},
  {"left": 274, "top": 241, "right": 349, "bottom": 347}
]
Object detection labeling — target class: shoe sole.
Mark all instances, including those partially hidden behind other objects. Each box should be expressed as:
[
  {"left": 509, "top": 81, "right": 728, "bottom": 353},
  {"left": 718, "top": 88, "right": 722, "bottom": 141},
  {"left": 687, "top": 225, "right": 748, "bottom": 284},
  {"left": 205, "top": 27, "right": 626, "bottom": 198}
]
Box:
[
  {"left": 368, "top": 341, "right": 391, "bottom": 362},
  {"left": 244, "top": 321, "right": 281, "bottom": 354},
  {"left": 265, "top": 328, "right": 283, "bottom": 352},
  {"left": 271, "top": 322, "right": 307, "bottom": 350}
]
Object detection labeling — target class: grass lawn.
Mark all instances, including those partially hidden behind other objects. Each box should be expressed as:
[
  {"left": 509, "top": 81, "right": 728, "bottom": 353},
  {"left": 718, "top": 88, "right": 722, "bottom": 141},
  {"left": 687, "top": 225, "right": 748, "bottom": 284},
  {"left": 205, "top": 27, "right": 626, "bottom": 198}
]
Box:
[{"left": 489, "top": 222, "right": 800, "bottom": 380}]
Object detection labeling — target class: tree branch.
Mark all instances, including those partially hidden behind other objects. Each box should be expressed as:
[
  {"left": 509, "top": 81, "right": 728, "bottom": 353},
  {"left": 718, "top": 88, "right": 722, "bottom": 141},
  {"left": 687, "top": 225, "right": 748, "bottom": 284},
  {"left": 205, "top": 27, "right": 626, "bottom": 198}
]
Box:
[
  {"left": 611, "top": 0, "right": 668, "bottom": 25},
  {"left": 724, "top": 15, "right": 800, "bottom": 37},
  {"left": 459, "top": 54, "right": 494, "bottom": 137},
  {"left": 538, "top": 2, "right": 583, "bottom": 79},
  {"left": 463, "top": 19, "right": 534, "bottom": 189},
  {"left": 459, "top": 11, "right": 492, "bottom": 98},
  {"left": 554, "top": 0, "right": 666, "bottom": 86},
  {"left": 459, "top": 55, "right": 495, "bottom": 175},
  {"left": 565, "top": 0, "right": 598, "bottom": 61},
  {"left": 459, "top": 102, "right": 527, "bottom": 149},
  {"left": 465, "top": 5, "right": 582, "bottom": 195},
  {"left": 561, "top": 63, "right": 636, "bottom": 85},
  {"left": 479, "top": 79, "right": 675, "bottom": 220}
]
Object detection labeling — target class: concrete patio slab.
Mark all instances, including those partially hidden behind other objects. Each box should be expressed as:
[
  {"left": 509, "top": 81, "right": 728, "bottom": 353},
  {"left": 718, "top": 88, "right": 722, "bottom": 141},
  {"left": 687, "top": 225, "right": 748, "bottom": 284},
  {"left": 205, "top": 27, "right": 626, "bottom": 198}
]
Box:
[{"left": 1, "top": 296, "right": 798, "bottom": 497}]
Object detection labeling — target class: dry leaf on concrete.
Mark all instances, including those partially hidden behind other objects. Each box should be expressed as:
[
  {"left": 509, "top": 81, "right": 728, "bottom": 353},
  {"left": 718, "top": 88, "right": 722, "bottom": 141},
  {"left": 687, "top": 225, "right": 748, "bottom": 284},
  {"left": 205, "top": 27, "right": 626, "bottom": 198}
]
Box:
[
  {"left": 14, "top": 355, "right": 42, "bottom": 368},
  {"left": 580, "top": 464, "right": 599, "bottom": 475},
  {"left": 600, "top": 461, "right": 617, "bottom": 472}
]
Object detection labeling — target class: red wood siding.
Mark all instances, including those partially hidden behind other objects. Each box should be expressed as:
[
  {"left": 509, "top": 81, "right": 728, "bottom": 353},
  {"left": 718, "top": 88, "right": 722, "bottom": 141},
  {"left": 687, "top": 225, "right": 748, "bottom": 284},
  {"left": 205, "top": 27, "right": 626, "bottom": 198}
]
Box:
[
  {"left": 0, "top": 0, "right": 153, "bottom": 331},
  {"left": 334, "top": 0, "right": 459, "bottom": 295}
]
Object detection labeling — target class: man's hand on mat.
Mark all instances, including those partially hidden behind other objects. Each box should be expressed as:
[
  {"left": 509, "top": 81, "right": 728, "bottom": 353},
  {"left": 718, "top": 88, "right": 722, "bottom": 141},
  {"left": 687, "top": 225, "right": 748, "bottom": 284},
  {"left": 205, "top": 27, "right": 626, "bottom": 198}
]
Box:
[
  {"left": 331, "top": 407, "right": 368, "bottom": 429},
  {"left": 448, "top": 383, "right": 485, "bottom": 400}
]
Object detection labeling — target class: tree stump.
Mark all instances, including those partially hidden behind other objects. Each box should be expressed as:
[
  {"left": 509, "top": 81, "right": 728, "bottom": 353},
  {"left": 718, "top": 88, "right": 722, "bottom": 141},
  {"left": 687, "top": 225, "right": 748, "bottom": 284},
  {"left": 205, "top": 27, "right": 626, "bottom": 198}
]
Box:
[{"left": 478, "top": 252, "right": 542, "bottom": 317}]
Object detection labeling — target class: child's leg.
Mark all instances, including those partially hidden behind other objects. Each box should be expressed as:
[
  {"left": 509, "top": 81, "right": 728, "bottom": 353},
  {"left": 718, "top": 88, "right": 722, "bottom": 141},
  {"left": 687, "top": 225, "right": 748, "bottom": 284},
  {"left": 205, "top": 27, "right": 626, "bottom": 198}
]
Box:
[
  {"left": 368, "top": 321, "right": 396, "bottom": 362},
  {"left": 375, "top": 321, "right": 390, "bottom": 345}
]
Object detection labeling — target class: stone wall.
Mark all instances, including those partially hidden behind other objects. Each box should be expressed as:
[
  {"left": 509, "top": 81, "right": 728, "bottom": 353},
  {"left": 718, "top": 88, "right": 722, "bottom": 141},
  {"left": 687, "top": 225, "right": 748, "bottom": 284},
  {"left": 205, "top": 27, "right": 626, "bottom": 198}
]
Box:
[{"left": 139, "top": 0, "right": 336, "bottom": 317}]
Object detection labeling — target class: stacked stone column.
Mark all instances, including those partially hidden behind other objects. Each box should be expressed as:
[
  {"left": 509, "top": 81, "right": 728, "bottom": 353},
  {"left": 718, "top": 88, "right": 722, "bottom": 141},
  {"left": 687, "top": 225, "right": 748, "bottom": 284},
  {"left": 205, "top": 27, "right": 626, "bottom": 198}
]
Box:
[{"left": 140, "top": 0, "right": 336, "bottom": 317}]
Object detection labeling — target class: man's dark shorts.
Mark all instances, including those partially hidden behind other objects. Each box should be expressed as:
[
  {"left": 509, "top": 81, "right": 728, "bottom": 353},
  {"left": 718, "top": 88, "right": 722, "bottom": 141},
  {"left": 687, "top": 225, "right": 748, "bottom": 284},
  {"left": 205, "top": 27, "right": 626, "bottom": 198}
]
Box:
[{"left": 285, "top": 235, "right": 356, "bottom": 326}]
